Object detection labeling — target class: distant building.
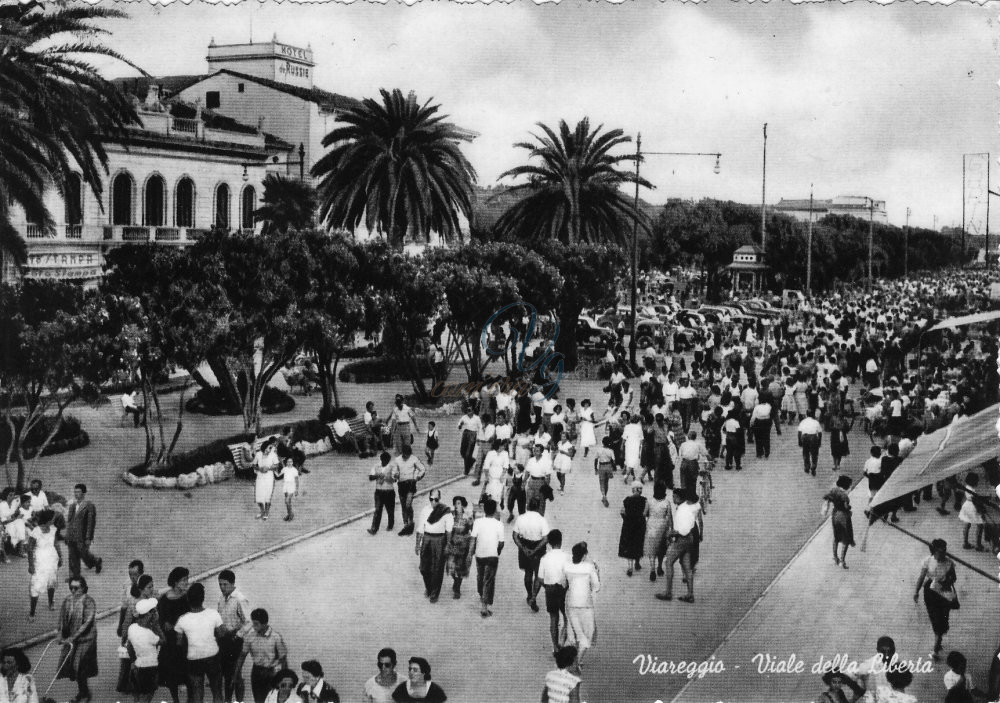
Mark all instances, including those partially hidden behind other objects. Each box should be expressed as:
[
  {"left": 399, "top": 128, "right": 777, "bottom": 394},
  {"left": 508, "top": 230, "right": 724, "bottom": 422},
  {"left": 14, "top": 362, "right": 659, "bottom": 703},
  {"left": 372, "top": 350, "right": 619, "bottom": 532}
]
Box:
[
  {"left": 727, "top": 244, "right": 768, "bottom": 294},
  {"left": 773, "top": 196, "right": 888, "bottom": 225}
]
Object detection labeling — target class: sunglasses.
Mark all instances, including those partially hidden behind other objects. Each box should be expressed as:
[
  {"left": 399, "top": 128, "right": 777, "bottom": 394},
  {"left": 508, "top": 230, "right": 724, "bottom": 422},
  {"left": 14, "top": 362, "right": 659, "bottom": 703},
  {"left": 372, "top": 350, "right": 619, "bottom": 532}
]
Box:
[
  {"left": 69, "top": 585, "right": 81, "bottom": 591},
  {"left": 377, "top": 662, "right": 394, "bottom": 668}
]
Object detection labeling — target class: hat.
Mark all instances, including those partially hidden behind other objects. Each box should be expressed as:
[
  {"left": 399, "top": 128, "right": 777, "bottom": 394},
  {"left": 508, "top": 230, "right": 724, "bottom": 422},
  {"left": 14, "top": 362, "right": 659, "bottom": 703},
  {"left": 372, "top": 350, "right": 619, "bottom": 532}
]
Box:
[
  {"left": 631, "top": 481, "right": 643, "bottom": 490},
  {"left": 135, "top": 598, "right": 158, "bottom": 616}
]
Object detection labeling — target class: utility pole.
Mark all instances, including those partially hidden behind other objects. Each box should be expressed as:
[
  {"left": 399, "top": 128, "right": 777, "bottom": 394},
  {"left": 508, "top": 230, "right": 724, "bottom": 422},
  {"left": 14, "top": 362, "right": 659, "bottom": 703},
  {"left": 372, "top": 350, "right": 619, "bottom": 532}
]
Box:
[
  {"left": 961, "top": 155, "right": 966, "bottom": 261},
  {"left": 904, "top": 207, "right": 910, "bottom": 278},
  {"left": 760, "top": 123, "right": 768, "bottom": 252},
  {"left": 628, "top": 133, "right": 642, "bottom": 369},
  {"left": 806, "top": 184, "right": 813, "bottom": 295},
  {"left": 987, "top": 154, "right": 991, "bottom": 270},
  {"left": 867, "top": 197, "right": 874, "bottom": 292}
]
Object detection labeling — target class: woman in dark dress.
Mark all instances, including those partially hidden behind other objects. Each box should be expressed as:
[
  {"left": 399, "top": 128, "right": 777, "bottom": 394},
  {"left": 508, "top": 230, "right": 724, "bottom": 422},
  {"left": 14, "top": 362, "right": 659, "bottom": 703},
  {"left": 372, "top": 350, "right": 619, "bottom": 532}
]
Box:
[
  {"left": 444, "top": 496, "right": 473, "bottom": 598},
  {"left": 822, "top": 475, "right": 856, "bottom": 570},
  {"left": 913, "top": 538, "right": 960, "bottom": 659},
  {"left": 157, "top": 567, "right": 191, "bottom": 703},
  {"left": 618, "top": 482, "right": 647, "bottom": 577}
]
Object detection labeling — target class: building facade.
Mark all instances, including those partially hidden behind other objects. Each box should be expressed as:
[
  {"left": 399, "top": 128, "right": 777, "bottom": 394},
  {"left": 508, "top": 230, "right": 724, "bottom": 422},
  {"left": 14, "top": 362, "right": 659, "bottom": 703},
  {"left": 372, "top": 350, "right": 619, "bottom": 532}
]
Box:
[{"left": 773, "top": 195, "right": 888, "bottom": 225}]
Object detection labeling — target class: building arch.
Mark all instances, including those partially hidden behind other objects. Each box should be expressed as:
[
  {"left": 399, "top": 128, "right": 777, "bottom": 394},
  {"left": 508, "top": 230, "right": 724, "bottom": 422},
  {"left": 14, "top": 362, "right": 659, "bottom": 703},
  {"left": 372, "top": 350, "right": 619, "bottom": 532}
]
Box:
[
  {"left": 64, "top": 172, "right": 84, "bottom": 226},
  {"left": 240, "top": 184, "right": 256, "bottom": 231},
  {"left": 214, "top": 182, "right": 231, "bottom": 231},
  {"left": 110, "top": 170, "right": 135, "bottom": 226},
  {"left": 174, "top": 176, "right": 196, "bottom": 228},
  {"left": 142, "top": 172, "right": 167, "bottom": 227}
]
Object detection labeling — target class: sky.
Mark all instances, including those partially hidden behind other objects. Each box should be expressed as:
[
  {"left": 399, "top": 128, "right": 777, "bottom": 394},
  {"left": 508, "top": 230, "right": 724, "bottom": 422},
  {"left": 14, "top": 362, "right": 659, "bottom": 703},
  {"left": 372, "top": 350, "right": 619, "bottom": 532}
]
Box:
[{"left": 89, "top": 0, "right": 998, "bottom": 232}]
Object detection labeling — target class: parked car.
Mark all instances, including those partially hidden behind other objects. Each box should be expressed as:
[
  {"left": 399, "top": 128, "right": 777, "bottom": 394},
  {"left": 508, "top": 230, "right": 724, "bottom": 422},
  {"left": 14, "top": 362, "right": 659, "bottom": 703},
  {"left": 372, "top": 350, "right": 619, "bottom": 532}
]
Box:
[
  {"left": 634, "top": 318, "right": 666, "bottom": 347},
  {"left": 577, "top": 316, "right": 615, "bottom": 347},
  {"left": 675, "top": 310, "right": 706, "bottom": 329}
]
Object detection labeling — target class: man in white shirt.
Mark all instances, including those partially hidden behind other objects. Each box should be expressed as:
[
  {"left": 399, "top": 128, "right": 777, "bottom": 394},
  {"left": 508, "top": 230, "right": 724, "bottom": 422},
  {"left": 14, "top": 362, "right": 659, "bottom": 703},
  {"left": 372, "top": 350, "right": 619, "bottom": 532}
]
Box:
[
  {"left": 512, "top": 499, "right": 550, "bottom": 612},
  {"left": 331, "top": 418, "right": 365, "bottom": 459},
  {"left": 457, "top": 407, "right": 482, "bottom": 476},
  {"left": 677, "top": 431, "right": 705, "bottom": 493},
  {"left": 750, "top": 397, "right": 773, "bottom": 459},
  {"left": 655, "top": 489, "right": 700, "bottom": 604},
  {"left": 217, "top": 570, "right": 252, "bottom": 703},
  {"left": 415, "top": 489, "right": 454, "bottom": 603},
  {"left": 722, "top": 414, "right": 744, "bottom": 471},
  {"left": 797, "top": 408, "right": 823, "bottom": 476},
  {"left": 533, "top": 529, "right": 571, "bottom": 654},
  {"left": 661, "top": 373, "right": 679, "bottom": 408},
  {"left": 524, "top": 445, "right": 554, "bottom": 516},
  {"left": 468, "top": 499, "right": 505, "bottom": 618},
  {"left": 392, "top": 445, "right": 427, "bottom": 536},
  {"left": 471, "top": 413, "right": 496, "bottom": 487},
  {"left": 740, "top": 380, "right": 759, "bottom": 411},
  {"left": 677, "top": 378, "right": 697, "bottom": 433},
  {"left": 121, "top": 389, "right": 146, "bottom": 428},
  {"left": 174, "top": 582, "right": 225, "bottom": 703}
]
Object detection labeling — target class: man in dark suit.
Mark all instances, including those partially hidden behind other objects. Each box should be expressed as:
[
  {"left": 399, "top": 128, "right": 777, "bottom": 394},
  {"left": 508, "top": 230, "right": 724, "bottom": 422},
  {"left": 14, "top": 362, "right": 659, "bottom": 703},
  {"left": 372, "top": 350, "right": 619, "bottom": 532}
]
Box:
[
  {"left": 298, "top": 660, "right": 339, "bottom": 702},
  {"left": 66, "top": 483, "right": 102, "bottom": 578}
]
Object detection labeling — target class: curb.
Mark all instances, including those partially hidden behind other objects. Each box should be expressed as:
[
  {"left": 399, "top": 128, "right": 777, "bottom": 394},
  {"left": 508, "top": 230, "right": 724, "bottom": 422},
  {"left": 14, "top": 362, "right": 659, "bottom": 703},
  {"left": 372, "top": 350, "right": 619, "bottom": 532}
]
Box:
[{"left": 9, "top": 471, "right": 470, "bottom": 652}]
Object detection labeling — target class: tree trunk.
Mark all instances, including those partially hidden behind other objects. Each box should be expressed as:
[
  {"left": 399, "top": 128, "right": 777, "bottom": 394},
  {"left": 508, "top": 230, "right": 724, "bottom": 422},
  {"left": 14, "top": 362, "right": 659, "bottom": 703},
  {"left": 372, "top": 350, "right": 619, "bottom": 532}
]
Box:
[
  {"left": 140, "top": 377, "right": 154, "bottom": 467},
  {"left": 555, "top": 304, "right": 582, "bottom": 371},
  {"left": 188, "top": 368, "right": 214, "bottom": 392},
  {"left": 208, "top": 355, "right": 242, "bottom": 414},
  {"left": 316, "top": 349, "right": 334, "bottom": 420},
  {"left": 331, "top": 351, "right": 341, "bottom": 408}
]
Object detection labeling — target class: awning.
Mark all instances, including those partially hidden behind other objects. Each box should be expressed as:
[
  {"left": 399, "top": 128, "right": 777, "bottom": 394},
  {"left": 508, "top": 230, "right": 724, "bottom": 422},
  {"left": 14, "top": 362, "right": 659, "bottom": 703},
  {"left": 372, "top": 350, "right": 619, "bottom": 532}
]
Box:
[
  {"left": 870, "top": 405, "right": 1000, "bottom": 510},
  {"left": 926, "top": 310, "right": 1000, "bottom": 332}
]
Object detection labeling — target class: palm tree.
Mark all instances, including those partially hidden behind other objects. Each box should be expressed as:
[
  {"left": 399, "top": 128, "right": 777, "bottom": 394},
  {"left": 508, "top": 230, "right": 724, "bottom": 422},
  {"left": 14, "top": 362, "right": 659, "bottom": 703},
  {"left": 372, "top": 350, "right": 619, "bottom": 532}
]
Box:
[
  {"left": 493, "top": 118, "right": 652, "bottom": 246},
  {"left": 254, "top": 173, "right": 317, "bottom": 234},
  {"left": 312, "top": 88, "right": 477, "bottom": 249},
  {"left": 0, "top": 1, "right": 138, "bottom": 275}
]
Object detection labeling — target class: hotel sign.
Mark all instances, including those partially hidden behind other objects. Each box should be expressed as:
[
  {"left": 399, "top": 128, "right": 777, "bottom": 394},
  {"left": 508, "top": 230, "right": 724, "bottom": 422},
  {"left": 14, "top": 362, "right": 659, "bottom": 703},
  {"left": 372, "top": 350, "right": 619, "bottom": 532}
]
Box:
[
  {"left": 277, "top": 44, "right": 310, "bottom": 62},
  {"left": 24, "top": 248, "right": 103, "bottom": 280}
]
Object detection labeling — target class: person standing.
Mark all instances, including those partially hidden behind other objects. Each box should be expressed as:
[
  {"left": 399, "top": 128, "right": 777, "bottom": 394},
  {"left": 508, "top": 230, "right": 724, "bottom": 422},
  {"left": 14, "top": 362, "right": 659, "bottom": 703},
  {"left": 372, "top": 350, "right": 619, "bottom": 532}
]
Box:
[
  {"left": 415, "top": 490, "right": 453, "bottom": 603},
  {"left": 217, "top": 570, "right": 252, "bottom": 703},
  {"left": 798, "top": 409, "right": 823, "bottom": 476},
  {"left": 722, "top": 412, "right": 744, "bottom": 472},
  {"left": 652, "top": 415, "right": 674, "bottom": 487},
  {"left": 444, "top": 497, "right": 473, "bottom": 599},
  {"left": 56, "top": 576, "right": 98, "bottom": 703},
  {"left": 618, "top": 482, "right": 647, "bottom": 577},
  {"left": 512, "top": 499, "right": 550, "bottom": 613},
  {"left": 26, "top": 509, "right": 61, "bottom": 621},
  {"left": 467, "top": 499, "right": 505, "bottom": 618},
  {"left": 563, "top": 542, "right": 600, "bottom": 666},
  {"left": 750, "top": 397, "right": 773, "bottom": 459},
  {"left": 117, "top": 559, "right": 145, "bottom": 697},
  {"left": 594, "top": 437, "right": 617, "bottom": 508},
  {"left": 913, "top": 538, "right": 959, "bottom": 660},
  {"left": 173, "top": 582, "right": 224, "bottom": 703},
  {"left": 126, "top": 599, "right": 163, "bottom": 703},
  {"left": 253, "top": 440, "right": 280, "bottom": 521},
  {"left": 236, "top": 609, "right": 289, "bottom": 703},
  {"left": 524, "top": 445, "right": 554, "bottom": 517},
  {"left": 391, "top": 657, "right": 446, "bottom": 703},
  {"left": 363, "top": 648, "right": 400, "bottom": 703},
  {"left": 65, "top": 483, "right": 102, "bottom": 579},
  {"left": 276, "top": 457, "right": 299, "bottom": 522},
  {"left": 298, "top": 660, "right": 339, "bottom": 702},
  {"left": 577, "top": 400, "right": 596, "bottom": 458},
  {"left": 553, "top": 436, "right": 575, "bottom": 494},
  {"left": 655, "top": 490, "right": 699, "bottom": 604},
  {"left": 471, "top": 414, "right": 496, "bottom": 487},
  {"left": 387, "top": 395, "right": 420, "bottom": 454},
  {"left": 158, "top": 567, "right": 191, "bottom": 703},
  {"left": 677, "top": 432, "right": 704, "bottom": 493},
  {"left": 367, "top": 453, "right": 397, "bottom": 536},
  {"left": 541, "top": 646, "right": 582, "bottom": 703},
  {"left": 822, "top": 476, "right": 856, "bottom": 570},
  {"left": 393, "top": 445, "right": 427, "bottom": 537},
  {"left": 533, "top": 530, "right": 571, "bottom": 655}
]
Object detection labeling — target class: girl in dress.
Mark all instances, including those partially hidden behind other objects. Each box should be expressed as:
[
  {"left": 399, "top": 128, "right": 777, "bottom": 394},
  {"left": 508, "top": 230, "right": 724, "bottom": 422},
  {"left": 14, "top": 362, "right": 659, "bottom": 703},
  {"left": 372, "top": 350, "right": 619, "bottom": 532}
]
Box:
[
  {"left": 276, "top": 456, "right": 299, "bottom": 522},
  {"left": 483, "top": 440, "right": 510, "bottom": 506},
  {"left": 644, "top": 481, "right": 672, "bottom": 581},
  {"left": 822, "top": 475, "right": 856, "bottom": 570},
  {"left": 444, "top": 496, "right": 473, "bottom": 598},
  {"left": 26, "top": 509, "right": 60, "bottom": 621},
  {"left": 1, "top": 488, "right": 27, "bottom": 560},
  {"left": 959, "top": 473, "right": 986, "bottom": 551},
  {"left": 254, "top": 439, "right": 280, "bottom": 521},
  {"left": 578, "top": 400, "right": 596, "bottom": 457},
  {"left": 550, "top": 405, "right": 566, "bottom": 444},
  {"left": 424, "top": 421, "right": 439, "bottom": 466},
  {"left": 564, "top": 399, "right": 579, "bottom": 444},
  {"left": 554, "top": 435, "right": 576, "bottom": 493}
]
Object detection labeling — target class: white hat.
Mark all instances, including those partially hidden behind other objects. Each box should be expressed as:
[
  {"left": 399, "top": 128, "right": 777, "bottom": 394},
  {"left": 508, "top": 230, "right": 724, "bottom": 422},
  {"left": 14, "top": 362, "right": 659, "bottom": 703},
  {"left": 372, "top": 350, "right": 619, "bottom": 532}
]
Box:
[{"left": 135, "top": 598, "right": 158, "bottom": 616}]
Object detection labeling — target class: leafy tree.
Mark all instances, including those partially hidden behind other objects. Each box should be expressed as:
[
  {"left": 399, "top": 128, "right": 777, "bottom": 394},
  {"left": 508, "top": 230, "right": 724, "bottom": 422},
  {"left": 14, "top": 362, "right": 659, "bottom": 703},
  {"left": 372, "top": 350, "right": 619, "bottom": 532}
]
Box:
[
  {"left": 254, "top": 173, "right": 317, "bottom": 235},
  {"left": 493, "top": 118, "right": 651, "bottom": 246},
  {"left": 0, "top": 281, "right": 96, "bottom": 489},
  {"left": 0, "top": 2, "right": 138, "bottom": 275},
  {"left": 312, "top": 88, "right": 477, "bottom": 249}
]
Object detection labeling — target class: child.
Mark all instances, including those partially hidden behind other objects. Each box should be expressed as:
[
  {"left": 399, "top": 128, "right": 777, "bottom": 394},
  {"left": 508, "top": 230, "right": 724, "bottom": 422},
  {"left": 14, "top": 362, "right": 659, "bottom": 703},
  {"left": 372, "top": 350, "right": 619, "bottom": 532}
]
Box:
[
  {"left": 277, "top": 457, "right": 298, "bottom": 522},
  {"left": 697, "top": 460, "right": 714, "bottom": 515},
  {"left": 425, "top": 421, "right": 439, "bottom": 465},
  {"left": 943, "top": 651, "right": 985, "bottom": 700}
]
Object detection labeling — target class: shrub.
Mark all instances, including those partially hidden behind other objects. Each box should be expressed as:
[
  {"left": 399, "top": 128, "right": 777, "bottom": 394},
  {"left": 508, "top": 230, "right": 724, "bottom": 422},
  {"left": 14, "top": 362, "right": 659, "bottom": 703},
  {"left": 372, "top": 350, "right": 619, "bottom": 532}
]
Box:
[
  {"left": 318, "top": 405, "right": 358, "bottom": 423},
  {"left": 0, "top": 415, "right": 89, "bottom": 459},
  {"left": 339, "top": 356, "right": 433, "bottom": 383},
  {"left": 185, "top": 386, "right": 295, "bottom": 415}
]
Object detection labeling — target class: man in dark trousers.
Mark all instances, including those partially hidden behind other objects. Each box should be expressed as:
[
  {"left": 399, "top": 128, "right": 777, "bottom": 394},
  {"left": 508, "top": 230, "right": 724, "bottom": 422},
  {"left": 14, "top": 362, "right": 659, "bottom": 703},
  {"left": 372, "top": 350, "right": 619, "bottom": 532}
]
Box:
[{"left": 66, "top": 483, "right": 101, "bottom": 578}]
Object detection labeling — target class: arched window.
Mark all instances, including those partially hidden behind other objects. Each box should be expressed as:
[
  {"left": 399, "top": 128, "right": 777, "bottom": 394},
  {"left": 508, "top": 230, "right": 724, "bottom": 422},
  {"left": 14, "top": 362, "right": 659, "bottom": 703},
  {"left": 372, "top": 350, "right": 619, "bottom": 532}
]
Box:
[
  {"left": 214, "top": 184, "right": 230, "bottom": 230},
  {"left": 64, "top": 173, "right": 83, "bottom": 225},
  {"left": 143, "top": 175, "right": 166, "bottom": 227},
  {"left": 240, "top": 186, "right": 256, "bottom": 231},
  {"left": 111, "top": 172, "right": 133, "bottom": 225},
  {"left": 175, "top": 177, "right": 195, "bottom": 228}
]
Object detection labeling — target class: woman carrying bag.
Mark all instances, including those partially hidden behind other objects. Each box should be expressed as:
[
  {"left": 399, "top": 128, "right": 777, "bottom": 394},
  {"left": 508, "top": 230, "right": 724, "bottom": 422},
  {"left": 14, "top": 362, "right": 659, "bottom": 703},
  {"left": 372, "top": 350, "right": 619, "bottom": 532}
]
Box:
[{"left": 913, "top": 538, "right": 960, "bottom": 660}]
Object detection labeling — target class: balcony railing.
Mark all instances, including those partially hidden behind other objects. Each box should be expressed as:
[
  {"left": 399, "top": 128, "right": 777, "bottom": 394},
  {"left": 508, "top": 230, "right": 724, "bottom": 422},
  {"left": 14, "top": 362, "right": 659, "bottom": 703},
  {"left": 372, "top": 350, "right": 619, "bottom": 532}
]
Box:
[
  {"left": 97, "top": 225, "right": 208, "bottom": 245},
  {"left": 171, "top": 117, "right": 199, "bottom": 135},
  {"left": 155, "top": 227, "right": 180, "bottom": 241},
  {"left": 65, "top": 225, "right": 82, "bottom": 239},
  {"left": 25, "top": 224, "right": 50, "bottom": 238},
  {"left": 122, "top": 226, "right": 150, "bottom": 242},
  {"left": 185, "top": 228, "right": 209, "bottom": 241}
]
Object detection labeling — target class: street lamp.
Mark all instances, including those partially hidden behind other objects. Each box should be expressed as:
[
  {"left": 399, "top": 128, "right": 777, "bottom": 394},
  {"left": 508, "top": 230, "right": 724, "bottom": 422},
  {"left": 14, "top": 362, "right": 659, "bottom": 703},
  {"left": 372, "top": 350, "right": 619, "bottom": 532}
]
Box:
[
  {"left": 628, "top": 139, "right": 722, "bottom": 367},
  {"left": 863, "top": 196, "right": 876, "bottom": 292}
]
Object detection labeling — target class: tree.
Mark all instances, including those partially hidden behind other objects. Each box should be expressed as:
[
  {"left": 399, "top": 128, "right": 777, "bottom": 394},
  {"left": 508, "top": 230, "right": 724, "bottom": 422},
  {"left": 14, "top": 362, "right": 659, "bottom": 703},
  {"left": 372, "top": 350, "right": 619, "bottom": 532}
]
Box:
[
  {"left": 0, "top": 281, "right": 96, "bottom": 490},
  {"left": 493, "top": 118, "right": 651, "bottom": 246},
  {"left": 254, "top": 173, "right": 317, "bottom": 235},
  {"left": 0, "top": 2, "right": 139, "bottom": 275},
  {"left": 312, "top": 88, "right": 477, "bottom": 249}
]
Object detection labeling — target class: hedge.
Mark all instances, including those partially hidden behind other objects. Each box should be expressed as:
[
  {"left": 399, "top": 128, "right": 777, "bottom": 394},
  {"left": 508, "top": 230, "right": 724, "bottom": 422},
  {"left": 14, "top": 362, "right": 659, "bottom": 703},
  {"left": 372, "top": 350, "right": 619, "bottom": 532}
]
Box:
[
  {"left": 185, "top": 386, "right": 295, "bottom": 416},
  {"left": 0, "top": 415, "right": 90, "bottom": 460},
  {"left": 126, "top": 415, "right": 342, "bottom": 479},
  {"left": 339, "top": 356, "right": 433, "bottom": 383}
]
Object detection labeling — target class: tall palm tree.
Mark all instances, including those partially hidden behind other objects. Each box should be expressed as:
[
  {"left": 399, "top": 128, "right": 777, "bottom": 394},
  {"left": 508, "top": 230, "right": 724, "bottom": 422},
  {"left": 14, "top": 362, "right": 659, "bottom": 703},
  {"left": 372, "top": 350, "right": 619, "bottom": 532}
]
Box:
[
  {"left": 254, "top": 172, "right": 317, "bottom": 234},
  {"left": 493, "top": 118, "right": 652, "bottom": 246},
  {"left": 0, "top": 1, "right": 138, "bottom": 274},
  {"left": 312, "top": 88, "right": 477, "bottom": 249}
]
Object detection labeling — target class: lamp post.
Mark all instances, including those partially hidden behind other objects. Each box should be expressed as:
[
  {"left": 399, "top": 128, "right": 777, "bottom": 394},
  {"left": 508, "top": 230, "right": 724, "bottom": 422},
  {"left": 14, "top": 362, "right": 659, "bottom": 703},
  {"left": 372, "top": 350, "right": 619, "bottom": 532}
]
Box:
[
  {"left": 904, "top": 206, "right": 911, "bottom": 278},
  {"left": 628, "top": 144, "right": 722, "bottom": 367},
  {"left": 806, "top": 184, "right": 813, "bottom": 295},
  {"left": 864, "top": 196, "right": 876, "bottom": 291},
  {"left": 760, "top": 123, "right": 768, "bottom": 251}
]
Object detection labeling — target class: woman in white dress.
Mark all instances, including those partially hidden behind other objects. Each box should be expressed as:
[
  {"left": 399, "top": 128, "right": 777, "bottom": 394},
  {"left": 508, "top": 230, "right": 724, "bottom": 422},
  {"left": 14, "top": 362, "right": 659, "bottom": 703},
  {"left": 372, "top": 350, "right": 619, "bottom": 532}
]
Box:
[
  {"left": 959, "top": 472, "right": 986, "bottom": 551},
  {"left": 1, "top": 488, "right": 27, "bottom": 559},
  {"left": 553, "top": 437, "right": 576, "bottom": 493},
  {"left": 622, "top": 416, "right": 644, "bottom": 485},
  {"left": 578, "top": 400, "right": 596, "bottom": 457},
  {"left": 564, "top": 542, "right": 600, "bottom": 665},
  {"left": 254, "top": 439, "right": 280, "bottom": 521},
  {"left": 483, "top": 440, "right": 510, "bottom": 505},
  {"left": 26, "top": 509, "right": 61, "bottom": 621}
]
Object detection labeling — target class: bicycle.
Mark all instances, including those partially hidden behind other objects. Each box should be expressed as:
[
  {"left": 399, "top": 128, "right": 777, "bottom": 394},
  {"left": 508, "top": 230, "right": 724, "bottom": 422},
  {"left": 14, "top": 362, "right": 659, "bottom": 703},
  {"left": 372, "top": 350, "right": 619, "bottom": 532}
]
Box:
[{"left": 697, "top": 462, "right": 715, "bottom": 514}]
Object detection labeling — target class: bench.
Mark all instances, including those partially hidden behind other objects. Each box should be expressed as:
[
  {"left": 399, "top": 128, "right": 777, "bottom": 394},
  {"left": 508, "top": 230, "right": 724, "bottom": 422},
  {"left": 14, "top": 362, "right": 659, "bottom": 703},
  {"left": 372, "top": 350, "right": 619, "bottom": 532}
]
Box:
[
  {"left": 227, "top": 435, "right": 280, "bottom": 473},
  {"left": 326, "top": 417, "right": 373, "bottom": 453}
]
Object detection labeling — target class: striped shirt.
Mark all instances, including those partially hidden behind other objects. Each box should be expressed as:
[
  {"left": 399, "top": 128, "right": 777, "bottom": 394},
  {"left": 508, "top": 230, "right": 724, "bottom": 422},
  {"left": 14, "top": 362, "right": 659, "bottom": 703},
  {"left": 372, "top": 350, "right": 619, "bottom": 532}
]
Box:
[{"left": 544, "top": 668, "right": 582, "bottom": 703}]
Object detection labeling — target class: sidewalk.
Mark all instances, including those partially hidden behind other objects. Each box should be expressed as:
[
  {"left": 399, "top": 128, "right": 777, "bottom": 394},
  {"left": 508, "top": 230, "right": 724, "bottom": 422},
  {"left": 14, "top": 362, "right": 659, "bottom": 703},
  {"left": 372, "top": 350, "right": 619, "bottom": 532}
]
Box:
[{"left": 674, "top": 491, "right": 1000, "bottom": 703}]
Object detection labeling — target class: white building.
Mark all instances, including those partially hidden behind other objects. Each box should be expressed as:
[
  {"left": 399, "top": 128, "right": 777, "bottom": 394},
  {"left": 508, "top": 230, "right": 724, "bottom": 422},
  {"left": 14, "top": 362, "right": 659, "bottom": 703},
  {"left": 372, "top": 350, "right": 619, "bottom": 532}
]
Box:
[{"left": 774, "top": 195, "right": 888, "bottom": 225}]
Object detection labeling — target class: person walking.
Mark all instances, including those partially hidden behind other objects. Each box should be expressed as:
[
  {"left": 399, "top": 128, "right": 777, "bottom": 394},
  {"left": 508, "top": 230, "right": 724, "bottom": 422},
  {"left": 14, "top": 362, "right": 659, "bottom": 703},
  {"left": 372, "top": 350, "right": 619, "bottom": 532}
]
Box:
[
  {"left": 643, "top": 482, "right": 672, "bottom": 582},
  {"left": 26, "top": 508, "right": 61, "bottom": 621},
  {"left": 390, "top": 657, "right": 446, "bottom": 703},
  {"left": 158, "top": 567, "right": 191, "bottom": 703},
  {"left": 65, "top": 483, "right": 102, "bottom": 579},
  {"left": 415, "top": 490, "right": 452, "bottom": 603},
  {"left": 822, "top": 475, "right": 856, "bottom": 569},
  {"left": 173, "top": 582, "right": 224, "bottom": 703},
  {"left": 387, "top": 395, "right": 420, "bottom": 454},
  {"left": 444, "top": 497, "right": 473, "bottom": 599},
  {"left": 276, "top": 457, "right": 299, "bottom": 522},
  {"left": 456, "top": 407, "right": 481, "bottom": 478},
  {"left": 959, "top": 473, "right": 987, "bottom": 551},
  {"left": 750, "top": 396, "right": 773, "bottom": 459},
  {"left": 577, "top": 400, "right": 596, "bottom": 458},
  {"left": 524, "top": 445, "right": 554, "bottom": 517},
  {"left": 512, "top": 499, "right": 550, "bottom": 613},
  {"left": 913, "top": 538, "right": 959, "bottom": 660},
  {"left": 392, "top": 445, "right": 427, "bottom": 537},
  {"left": 217, "top": 570, "right": 252, "bottom": 703},
  {"left": 593, "top": 437, "right": 617, "bottom": 508},
  {"left": 553, "top": 436, "right": 575, "bottom": 494},
  {"left": 235, "top": 609, "right": 289, "bottom": 703},
  {"left": 621, "top": 415, "right": 643, "bottom": 485},
  {"left": 798, "top": 409, "right": 823, "bottom": 476},
  {"left": 722, "top": 412, "right": 744, "bottom": 472},
  {"left": 253, "top": 440, "right": 280, "bottom": 521},
  {"left": 471, "top": 413, "right": 496, "bottom": 487},
  {"left": 297, "top": 660, "right": 339, "bottom": 702},
  {"left": 563, "top": 542, "right": 600, "bottom": 666},
  {"left": 618, "top": 482, "right": 647, "bottom": 577},
  {"left": 363, "top": 648, "right": 400, "bottom": 703},
  {"left": 655, "top": 489, "right": 699, "bottom": 604},
  {"left": 652, "top": 415, "right": 674, "bottom": 487},
  {"left": 540, "top": 646, "right": 582, "bottom": 703},
  {"left": 367, "top": 452, "right": 397, "bottom": 535},
  {"left": 677, "top": 432, "right": 704, "bottom": 493},
  {"left": 467, "top": 499, "right": 504, "bottom": 618},
  {"left": 533, "top": 530, "right": 571, "bottom": 655},
  {"left": 56, "top": 575, "right": 98, "bottom": 703}
]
